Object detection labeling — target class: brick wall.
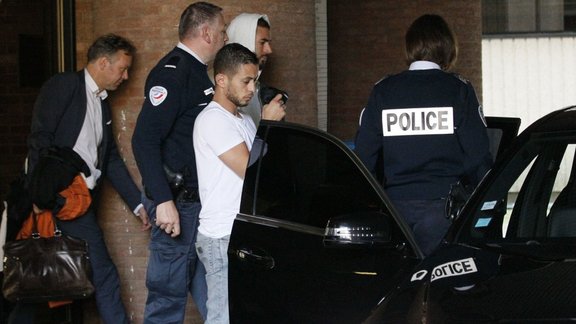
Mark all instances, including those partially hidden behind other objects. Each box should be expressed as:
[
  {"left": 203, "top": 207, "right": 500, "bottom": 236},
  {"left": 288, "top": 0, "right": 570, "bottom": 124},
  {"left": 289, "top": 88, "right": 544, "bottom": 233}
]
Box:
[{"left": 327, "top": 0, "right": 483, "bottom": 139}]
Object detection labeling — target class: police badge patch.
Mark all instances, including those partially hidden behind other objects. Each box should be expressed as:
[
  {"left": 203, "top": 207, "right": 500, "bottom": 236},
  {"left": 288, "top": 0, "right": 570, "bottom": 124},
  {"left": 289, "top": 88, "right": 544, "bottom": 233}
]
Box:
[
  {"left": 149, "top": 86, "right": 168, "bottom": 106},
  {"left": 478, "top": 104, "right": 487, "bottom": 127}
]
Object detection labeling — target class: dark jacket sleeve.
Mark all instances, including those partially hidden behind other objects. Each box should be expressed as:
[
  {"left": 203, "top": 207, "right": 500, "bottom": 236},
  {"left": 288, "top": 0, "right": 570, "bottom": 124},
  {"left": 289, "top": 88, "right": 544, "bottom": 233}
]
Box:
[
  {"left": 456, "top": 82, "right": 493, "bottom": 185},
  {"left": 27, "top": 73, "right": 80, "bottom": 175},
  {"left": 104, "top": 136, "right": 142, "bottom": 211},
  {"left": 132, "top": 72, "right": 182, "bottom": 204},
  {"left": 355, "top": 86, "right": 384, "bottom": 175},
  {"left": 95, "top": 98, "right": 141, "bottom": 211}
]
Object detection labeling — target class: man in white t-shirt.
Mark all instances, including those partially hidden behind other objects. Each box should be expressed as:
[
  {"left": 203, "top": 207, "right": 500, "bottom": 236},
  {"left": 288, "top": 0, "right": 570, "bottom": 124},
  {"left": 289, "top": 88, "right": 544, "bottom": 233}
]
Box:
[{"left": 193, "top": 43, "right": 285, "bottom": 323}]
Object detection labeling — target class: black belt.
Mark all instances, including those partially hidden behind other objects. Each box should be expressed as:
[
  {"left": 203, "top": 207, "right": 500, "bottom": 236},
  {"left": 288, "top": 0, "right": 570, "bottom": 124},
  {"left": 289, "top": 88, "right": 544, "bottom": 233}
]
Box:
[{"left": 144, "top": 186, "right": 199, "bottom": 203}]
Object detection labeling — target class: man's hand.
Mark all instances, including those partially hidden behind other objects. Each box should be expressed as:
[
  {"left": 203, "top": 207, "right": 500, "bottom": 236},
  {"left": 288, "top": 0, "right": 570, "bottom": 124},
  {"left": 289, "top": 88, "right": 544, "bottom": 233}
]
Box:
[
  {"left": 155, "top": 200, "right": 180, "bottom": 237},
  {"left": 262, "top": 94, "right": 286, "bottom": 121},
  {"left": 137, "top": 207, "right": 152, "bottom": 231}
]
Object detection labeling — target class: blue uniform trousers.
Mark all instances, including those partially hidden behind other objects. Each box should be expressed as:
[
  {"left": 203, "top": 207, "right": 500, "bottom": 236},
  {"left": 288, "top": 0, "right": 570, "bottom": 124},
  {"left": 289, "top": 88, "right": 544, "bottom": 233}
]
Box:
[
  {"left": 142, "top": 195, "right": 207, "bottom": 323},
  {"left": 393, "top": 199, "right": 452, "bottom": 256}
]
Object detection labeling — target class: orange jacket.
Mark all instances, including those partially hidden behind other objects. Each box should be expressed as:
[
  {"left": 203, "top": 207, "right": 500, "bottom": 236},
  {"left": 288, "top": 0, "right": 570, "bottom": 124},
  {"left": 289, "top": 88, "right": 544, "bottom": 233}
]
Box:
[{"left": 17, "top": 175, "right": 91, "bottom": 239}]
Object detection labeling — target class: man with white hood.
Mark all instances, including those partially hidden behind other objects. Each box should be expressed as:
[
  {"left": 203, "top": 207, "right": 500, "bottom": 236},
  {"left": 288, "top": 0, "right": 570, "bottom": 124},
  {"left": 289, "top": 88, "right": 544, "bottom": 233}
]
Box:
[{"left": 226, "top": 13, "right": 287, "bottom": 126}]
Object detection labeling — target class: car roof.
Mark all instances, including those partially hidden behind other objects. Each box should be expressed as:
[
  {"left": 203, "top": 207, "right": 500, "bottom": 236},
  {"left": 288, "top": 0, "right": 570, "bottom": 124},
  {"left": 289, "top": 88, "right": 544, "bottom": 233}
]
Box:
[{"left": 520, "top": 105, "right": 576, "bottom": 134}]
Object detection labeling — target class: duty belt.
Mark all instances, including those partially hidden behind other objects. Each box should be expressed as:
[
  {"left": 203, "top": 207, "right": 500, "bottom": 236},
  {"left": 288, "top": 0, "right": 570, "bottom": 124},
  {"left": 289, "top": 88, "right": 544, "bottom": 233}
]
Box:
[{"left": 144, "top": 186, "right": 200, "bottom": 203}]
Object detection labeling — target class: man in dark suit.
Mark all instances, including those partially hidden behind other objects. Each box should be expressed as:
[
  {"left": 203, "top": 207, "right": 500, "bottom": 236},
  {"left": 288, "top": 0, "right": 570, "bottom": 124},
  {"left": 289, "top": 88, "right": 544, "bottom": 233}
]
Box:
[{"left": 12, "top": 34, "right": 150, "bottom": 324}]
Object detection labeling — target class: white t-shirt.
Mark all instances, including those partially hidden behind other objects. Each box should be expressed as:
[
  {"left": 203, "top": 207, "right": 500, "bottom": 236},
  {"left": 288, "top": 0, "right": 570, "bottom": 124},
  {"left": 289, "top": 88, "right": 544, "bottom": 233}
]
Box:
[{"left": 193, "top": 101, "right": 257, "bottom": 238}]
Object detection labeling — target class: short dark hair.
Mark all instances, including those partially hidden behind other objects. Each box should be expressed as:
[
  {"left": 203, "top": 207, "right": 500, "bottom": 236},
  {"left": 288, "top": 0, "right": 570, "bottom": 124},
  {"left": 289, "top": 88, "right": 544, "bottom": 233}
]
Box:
[
  {"left": 214, "top": 43, "right": 258, "bottom": 77},
  {"left": 405, "top": 14, "right": 457, "bottom": 70},
  {"left": 257, "top": 17, "right": 270, "bottom": 29},
  {"left": 179, "top": 2, "right": 223, "bottom": 40},
  {"left": 87, "top": 34, "right": 135, "bottom": 63}
]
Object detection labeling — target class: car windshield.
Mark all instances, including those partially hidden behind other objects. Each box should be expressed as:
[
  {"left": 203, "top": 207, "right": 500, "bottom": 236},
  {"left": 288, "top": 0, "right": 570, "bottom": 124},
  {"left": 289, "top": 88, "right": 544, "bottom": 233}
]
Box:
[{"left": 457, "top": 130, "right": 576, "bottom": 259}]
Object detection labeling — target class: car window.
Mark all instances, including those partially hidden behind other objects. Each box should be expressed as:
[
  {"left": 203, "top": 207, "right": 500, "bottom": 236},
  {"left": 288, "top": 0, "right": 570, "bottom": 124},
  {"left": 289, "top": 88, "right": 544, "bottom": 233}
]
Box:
[
  {"left": 461, "top": 132, "right": 576, "bottom": 241},
  {"left": 248, "top": 126, "right": 385, "bottom": 228},
  {"left": 485, "top": 116, "right": 521, "bottom": 162}
]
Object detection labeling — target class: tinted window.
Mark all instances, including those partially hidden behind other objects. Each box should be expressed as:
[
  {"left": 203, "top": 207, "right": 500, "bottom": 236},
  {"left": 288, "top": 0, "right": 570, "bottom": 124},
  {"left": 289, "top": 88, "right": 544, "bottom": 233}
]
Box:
[
  {"left": 248, "top": 126, "right": 384, "bottom": 228},
  {"left": 461, "top": 132, "right": 576, "bottom": 241}
]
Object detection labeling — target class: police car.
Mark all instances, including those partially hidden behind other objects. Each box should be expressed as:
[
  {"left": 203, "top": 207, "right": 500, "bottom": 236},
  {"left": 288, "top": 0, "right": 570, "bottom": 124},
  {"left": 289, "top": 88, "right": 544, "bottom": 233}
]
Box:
[{"left": 229, "top": 106, "right": 576, "bottom": 323}]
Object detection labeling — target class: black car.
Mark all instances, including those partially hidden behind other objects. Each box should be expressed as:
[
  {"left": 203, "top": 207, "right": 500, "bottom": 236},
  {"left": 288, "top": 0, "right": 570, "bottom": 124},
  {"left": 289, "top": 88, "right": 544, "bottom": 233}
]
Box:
[{"left": 228, "top": 108, "right": 576, "bottom": 323}]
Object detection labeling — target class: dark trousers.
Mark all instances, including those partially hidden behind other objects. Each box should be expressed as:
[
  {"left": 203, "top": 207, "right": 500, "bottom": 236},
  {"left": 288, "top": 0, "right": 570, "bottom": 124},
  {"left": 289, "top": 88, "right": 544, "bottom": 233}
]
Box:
[
  {"left": 142, "top": 195, "right": 207, "bottom": 324},
  {"left": 57, "top": 209, "right": 129, "bottom": 324},
  {"left": 393, "top": 199, "right": 451, "bottom": 256},
  {"left": 8, "top": 209, "right": 128, "bottom": 324}
]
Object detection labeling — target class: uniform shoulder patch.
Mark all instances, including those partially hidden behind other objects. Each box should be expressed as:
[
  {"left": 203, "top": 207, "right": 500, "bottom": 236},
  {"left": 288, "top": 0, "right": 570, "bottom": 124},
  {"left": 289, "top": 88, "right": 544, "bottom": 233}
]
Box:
[
  {"left": 375, "top": 74, "right": 391, "bottom": 85},
  {"left": 450, "top": 73, "right": 469, "bottom": 84},
  {"left": 164, "top": 56, "right": 181, "bottom": 69},
  {"left": 149, "top": 86, "right": 168, "bottom": 106},
  {"left": 478, "top": 104, "right": 487, "bottom": 127}
]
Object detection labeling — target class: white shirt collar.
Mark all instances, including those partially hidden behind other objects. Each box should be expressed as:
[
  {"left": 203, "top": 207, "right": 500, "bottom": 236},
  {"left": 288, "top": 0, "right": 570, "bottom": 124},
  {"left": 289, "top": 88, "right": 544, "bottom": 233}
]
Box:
[
  {"left": 177, "top": 42, "right": 205, "bottom": 65},
  {"left": 84, "top": 69, "right": 108, "bottom": 100},
  {"left": 409, "top": 60, "right": 441, "bottom": 71}
]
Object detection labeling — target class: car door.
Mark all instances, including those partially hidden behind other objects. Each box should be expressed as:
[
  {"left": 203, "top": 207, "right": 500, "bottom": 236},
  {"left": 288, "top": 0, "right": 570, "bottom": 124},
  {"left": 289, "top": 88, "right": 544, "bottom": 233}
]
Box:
[
  {"left": 228, "top": 117, "right": 520, "bottom": 323},
  {"left": 228, "top": 121, "right": 422, "bottom": 324},
  {"left": 422, "top": 115, "right": 576, "bottom": 322}
]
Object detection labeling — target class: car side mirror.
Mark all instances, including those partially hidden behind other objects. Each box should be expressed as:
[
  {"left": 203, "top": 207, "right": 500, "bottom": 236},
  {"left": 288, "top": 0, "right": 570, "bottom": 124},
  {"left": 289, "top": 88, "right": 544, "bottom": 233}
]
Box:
[{"left": 323, "top": 211, "right": 392, "bottom": 248}]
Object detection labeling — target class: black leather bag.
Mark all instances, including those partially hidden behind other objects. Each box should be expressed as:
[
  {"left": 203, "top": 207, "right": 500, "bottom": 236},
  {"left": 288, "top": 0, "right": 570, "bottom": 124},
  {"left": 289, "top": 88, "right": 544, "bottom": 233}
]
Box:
[{"left": 2, "top": 214, "right": 94, "bottom": 302}]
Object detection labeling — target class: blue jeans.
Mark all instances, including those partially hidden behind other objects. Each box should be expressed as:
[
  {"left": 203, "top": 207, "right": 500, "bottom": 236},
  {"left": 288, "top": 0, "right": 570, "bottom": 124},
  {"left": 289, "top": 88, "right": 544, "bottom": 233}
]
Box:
[
  {"left": 195, "top": 233, "right": 230, "bottom": 324},
  {"left": 142, "top": 194, "right": 208, "bottom": 323}
]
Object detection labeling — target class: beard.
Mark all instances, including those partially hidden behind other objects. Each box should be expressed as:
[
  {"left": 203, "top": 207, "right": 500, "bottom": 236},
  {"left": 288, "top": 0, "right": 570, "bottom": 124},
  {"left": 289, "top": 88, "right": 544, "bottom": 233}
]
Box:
[
  {"left": 259, "top": 56, "right": 268, "bottom": 70},
  {"left": 226, "top": 91, "right": 251, "bottom": 108}
]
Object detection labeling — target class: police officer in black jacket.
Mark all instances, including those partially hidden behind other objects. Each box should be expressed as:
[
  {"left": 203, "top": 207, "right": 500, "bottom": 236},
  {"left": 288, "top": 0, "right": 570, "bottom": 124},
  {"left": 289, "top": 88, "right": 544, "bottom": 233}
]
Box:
[
  {"left": 355, "top": 14, "right": 492, "bottom": 257},
  {"left": 131, "top": 2, "right": 227, "bottom": 322}
]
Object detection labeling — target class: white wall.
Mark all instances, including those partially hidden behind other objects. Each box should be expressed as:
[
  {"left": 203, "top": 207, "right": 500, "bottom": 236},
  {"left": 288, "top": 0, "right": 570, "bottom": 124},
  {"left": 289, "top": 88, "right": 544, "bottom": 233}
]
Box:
[
  {"left": 482, "top": 35, "right": 576, "bottom": 132},
  {"left": 483, "top": 35, "right": 576, "bottom": 192}
]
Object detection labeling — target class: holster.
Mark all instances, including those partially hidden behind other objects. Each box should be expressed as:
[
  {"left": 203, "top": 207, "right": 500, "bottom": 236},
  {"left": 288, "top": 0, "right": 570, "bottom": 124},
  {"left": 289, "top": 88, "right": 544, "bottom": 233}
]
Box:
[
  {"left": 445, "top": 180, "right": 473, "bottom": 220},
  {"left": 173, "top": 187, "right": 200, "bottom": 203},
  {"left": 144, "top": 164, "right": 199, "bottom": 203}
]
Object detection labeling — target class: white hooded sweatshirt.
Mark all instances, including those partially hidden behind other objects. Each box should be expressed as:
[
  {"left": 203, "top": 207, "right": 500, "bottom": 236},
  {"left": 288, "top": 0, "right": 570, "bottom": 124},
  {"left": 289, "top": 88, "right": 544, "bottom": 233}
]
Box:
[
  {"left": 226, "top": 13, "right": 270, "bottom": 53},
  {"left": 226, "top": 13, "right": 270, "bottom": 126}
]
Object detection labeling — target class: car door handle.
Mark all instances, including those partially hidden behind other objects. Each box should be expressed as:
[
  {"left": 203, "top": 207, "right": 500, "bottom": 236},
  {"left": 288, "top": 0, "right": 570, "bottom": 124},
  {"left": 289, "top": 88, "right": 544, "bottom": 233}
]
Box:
[{"left": 233, "top": 247, "right": 275, "bottom": 270}]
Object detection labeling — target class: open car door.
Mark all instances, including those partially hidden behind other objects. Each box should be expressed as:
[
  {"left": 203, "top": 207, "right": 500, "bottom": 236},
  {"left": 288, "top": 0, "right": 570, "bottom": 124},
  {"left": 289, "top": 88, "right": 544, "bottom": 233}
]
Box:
[
  {"left": 229, "top": 121, "right": 422, "bottom": 323},
  {"left": 228, "top": 116, "right": 520, "bottom": 323}
]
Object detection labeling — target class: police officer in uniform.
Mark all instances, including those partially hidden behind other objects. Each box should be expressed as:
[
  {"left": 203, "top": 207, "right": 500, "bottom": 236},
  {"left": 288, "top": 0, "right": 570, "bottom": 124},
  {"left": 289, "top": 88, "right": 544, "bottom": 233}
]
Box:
[
  {"left": 355, "top": 14, "right": 492, "bottom": 256},
  {"left": 131, "top": 2, "right": 227, "bottom": 322}
]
